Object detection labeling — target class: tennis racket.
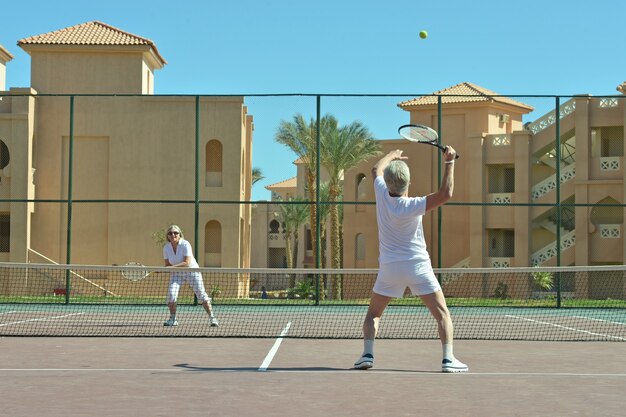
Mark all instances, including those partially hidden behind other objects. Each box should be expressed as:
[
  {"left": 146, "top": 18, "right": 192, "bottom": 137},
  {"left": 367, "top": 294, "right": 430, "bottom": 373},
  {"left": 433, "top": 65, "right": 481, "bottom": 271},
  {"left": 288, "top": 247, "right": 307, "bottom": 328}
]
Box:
[
  {"left": 121, "top": 262, "right": 156, "bottom": 282},
  {"left": 398, "top": 124, "right": 460, "bottom": 159}
]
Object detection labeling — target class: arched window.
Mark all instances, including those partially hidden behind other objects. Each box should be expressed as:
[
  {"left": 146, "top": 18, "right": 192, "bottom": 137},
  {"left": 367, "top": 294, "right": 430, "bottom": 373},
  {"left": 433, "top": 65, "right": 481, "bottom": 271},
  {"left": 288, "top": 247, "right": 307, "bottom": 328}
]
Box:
[
  {"left": 205, "top": 140, "right": 223, "bottom": 187},
  {"left": 0, "top": 140, "right": 10, "bottom": 182},
  {"left": 204, "top": 220, "right": 222, "bottom": 266},
  {"left": 356, "top": 173, "right": 367, "bottom": 212},
  {"left": 0, "top": 140, "right": 10, "bottom": 170},
  {"left": 591, "top": 197, "right": 623, "bottom": 225},
  {"left": 269, "top": 219, "right": 280, "bottom": 233},
  {"left": 355, "top": 233, "right": 365, "bottom": 261}
]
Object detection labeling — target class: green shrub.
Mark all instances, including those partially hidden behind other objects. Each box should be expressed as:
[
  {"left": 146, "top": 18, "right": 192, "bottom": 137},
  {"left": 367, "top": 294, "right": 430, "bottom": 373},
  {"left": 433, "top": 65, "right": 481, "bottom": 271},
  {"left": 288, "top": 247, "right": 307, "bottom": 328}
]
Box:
[{"left": 493, "top": 281, "right": 509, "bottom": 299}]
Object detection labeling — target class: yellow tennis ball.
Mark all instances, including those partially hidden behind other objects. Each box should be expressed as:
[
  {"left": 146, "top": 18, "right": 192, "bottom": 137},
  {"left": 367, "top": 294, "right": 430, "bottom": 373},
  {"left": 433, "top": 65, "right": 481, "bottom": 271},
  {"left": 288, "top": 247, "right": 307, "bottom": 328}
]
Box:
[{"left": 419, "top": 30, "right": 428, "bottom": 39}]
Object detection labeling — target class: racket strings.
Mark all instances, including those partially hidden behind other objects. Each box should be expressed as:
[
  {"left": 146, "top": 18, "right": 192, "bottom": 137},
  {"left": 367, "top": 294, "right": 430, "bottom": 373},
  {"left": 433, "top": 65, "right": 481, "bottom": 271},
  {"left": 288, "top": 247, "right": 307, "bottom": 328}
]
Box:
[{"left": 399, "top": 125, "right": 438, "bottom": 143}]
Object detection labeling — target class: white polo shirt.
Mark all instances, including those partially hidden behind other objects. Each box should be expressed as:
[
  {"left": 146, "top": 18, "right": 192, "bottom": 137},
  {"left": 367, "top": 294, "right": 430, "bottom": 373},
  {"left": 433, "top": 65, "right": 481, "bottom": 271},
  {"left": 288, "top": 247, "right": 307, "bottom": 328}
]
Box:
[
  {"left": 374, "top": 175, "right": 430, "bottom": 265},
  {"left": 163, "top": 238, "right": 199, "bottom": 268}
]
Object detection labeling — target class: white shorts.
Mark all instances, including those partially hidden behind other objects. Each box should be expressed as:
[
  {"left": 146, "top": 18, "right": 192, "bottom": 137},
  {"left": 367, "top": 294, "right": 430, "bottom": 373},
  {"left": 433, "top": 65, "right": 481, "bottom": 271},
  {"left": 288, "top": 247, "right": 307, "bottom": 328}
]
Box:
[
  {"left": 166, "top": 271, "right": 211, "bottom": 303},
  {"left": 373, "top": 260, "right": 441, "bottom": 298}
]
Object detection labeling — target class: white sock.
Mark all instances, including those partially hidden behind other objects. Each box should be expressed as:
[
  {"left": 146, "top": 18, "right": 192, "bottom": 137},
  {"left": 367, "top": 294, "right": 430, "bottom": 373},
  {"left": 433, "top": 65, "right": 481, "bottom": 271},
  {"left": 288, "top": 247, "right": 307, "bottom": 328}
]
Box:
[
  {"left": 363, "top": 339, "right": 375, "bottom": 357},
  {"left": 443, "top": 344, "right": 454, "bottom": 360},
  {"left": 170, "top": 314, "right": 176, "bottom": 320}
]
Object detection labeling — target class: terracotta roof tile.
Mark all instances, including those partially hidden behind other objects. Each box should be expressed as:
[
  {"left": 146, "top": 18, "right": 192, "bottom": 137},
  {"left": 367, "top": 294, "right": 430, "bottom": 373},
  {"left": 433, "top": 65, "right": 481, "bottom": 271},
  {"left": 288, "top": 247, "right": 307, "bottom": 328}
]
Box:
[
  {"left": 266, "top": 177, "right": 297, "bottom": 190},
  {"left": 17, "top": 21, "right": 166, "bottom": 65},
  {"left": 398, "top": 82, "right": 533, "bottom": 111},
  {"left": 0, "top": 45, "right": 14, "bottom": 61}
]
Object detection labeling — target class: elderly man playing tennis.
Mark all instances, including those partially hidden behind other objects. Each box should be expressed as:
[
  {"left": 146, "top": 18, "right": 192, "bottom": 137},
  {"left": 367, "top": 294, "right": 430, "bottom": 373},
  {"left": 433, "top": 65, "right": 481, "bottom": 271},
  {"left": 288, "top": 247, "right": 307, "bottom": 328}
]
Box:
[{"left": 354, "top": 147, "right": 468, "bottom": 373}]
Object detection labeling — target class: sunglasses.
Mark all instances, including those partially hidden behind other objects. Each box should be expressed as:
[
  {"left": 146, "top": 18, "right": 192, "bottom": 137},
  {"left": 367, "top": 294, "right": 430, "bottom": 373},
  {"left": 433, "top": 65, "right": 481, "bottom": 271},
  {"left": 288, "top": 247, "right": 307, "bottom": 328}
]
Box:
[{"left": 167, "top": 231, "right": 180, "bottom": 236}]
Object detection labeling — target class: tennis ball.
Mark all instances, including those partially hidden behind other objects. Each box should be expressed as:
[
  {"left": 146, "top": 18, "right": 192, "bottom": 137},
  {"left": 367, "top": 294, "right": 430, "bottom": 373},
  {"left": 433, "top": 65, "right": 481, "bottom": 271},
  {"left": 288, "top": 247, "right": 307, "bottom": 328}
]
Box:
[{"left": 419, "top": 30, "right": 428, "bottom": 39}]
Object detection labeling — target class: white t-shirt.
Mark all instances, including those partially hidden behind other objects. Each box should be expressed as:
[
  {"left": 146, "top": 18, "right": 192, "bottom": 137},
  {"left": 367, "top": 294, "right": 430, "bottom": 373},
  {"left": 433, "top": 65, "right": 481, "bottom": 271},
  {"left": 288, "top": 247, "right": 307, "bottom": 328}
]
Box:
[
  {"left": 163, "top": 238, "right": 199, "bottom": 268},
  {"left": 374, "top": 175, "right": 430, "bottom": 264}
]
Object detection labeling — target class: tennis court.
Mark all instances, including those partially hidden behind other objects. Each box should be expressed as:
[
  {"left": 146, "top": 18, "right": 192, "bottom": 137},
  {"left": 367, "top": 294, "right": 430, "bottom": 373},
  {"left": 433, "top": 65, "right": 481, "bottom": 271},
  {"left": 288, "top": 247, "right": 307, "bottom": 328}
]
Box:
[
  {"left": 2, "top": 263, "right": 625, "bottom": 416},
  {"left": 1, "top": 337, "right": 625, "bottom": 417}
]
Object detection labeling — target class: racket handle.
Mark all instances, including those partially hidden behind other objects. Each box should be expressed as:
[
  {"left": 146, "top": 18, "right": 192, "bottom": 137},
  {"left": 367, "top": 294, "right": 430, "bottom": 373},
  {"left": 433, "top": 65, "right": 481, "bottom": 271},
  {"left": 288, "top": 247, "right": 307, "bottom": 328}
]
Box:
[{"left": 436, "top": 143, "right": 460, "bottom": 159}]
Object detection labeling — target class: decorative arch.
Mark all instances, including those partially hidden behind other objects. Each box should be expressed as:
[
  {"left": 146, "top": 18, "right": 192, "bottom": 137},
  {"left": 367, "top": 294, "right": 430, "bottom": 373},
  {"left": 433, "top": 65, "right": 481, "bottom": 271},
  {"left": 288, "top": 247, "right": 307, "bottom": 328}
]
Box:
[
  {"left": 204, "top": 220, "right": 222, "bottom": 267},
  {"left": 205, "top": 140, "right": 223, "bottom": 187},
  {"left": 590, "top": 197, "right": 623, "bottom": 225},
  {"left": 355, "top": 173, "right": 367, "bottom": 212},
  {"left": 355, "top": 233, "right": 365, "bottom": 261},
  {"left": 0, "top": 140, "right": 10, "bottom": 170}
]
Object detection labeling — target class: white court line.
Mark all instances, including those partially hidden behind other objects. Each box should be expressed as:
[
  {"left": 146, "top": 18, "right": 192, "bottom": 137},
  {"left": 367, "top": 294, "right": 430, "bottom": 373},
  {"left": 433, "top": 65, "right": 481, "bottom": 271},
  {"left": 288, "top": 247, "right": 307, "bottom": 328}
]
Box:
[
  {"left": 0, "top": 312, "right": 85, "bottom": 327},
  {"left": 574, "top": 316, "right": 626, "bottom": 326},
  {"left": 1, "top": 369, "right": 625, "bottom": 377},
  {"left": 258, "top": 321, "right": 291, "bottom": 372},
  {"left": 506, "top": 315, "right": 626, "bottom": 341},
  {"left": 0, "top": 311, "right": 17, "bottom": 316}
]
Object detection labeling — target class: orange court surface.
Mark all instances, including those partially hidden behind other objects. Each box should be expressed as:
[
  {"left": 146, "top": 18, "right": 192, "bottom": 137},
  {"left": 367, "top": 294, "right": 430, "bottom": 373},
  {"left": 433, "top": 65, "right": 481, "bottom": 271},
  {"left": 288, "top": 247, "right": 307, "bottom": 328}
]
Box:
[{"left": 1, "top": 337, "right": 625, "bottom": 417}]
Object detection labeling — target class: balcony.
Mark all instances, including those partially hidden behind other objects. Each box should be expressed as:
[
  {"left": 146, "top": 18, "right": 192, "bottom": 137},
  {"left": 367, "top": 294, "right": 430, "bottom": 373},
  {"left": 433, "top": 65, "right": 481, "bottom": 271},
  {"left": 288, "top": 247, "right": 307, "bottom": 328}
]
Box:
[
  {"left": 268, "top": 232, "right": 286, "bottom": 248},
  {"left": 489, "top": 257, "right": 512, "bottom": 268}
]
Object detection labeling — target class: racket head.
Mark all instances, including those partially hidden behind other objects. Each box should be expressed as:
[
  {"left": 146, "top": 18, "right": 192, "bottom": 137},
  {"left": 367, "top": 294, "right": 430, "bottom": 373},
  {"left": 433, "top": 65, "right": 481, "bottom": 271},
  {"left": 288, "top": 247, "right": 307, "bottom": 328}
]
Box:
[
  {"left": 121, "top": 262, "right": 149, "bottom": 282},
  {"left": 398, "top": 124, "right": 439, "bottom": 143}
]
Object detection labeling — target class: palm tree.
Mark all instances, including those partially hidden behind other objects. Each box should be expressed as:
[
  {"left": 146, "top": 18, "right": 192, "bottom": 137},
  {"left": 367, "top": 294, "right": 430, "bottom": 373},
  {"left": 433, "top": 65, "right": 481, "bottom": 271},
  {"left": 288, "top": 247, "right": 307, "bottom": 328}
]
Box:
[
  {"left": 321, "top": 121, "right": 381, "bottom": 299},
  {"left": 316, "top": 182, "right": 331, "bottom": 269},
  {"left": 252, "top": 167, "right": 265, "bottom": 186},
  {"left": 280, "top": 196, "right": 309, "bottom": 286},
  {"left": 275, "top": 114, "right": 338, "bottom": 268},
  {"left": 280, "top": 195, "right": 309, "bottom": 268}
]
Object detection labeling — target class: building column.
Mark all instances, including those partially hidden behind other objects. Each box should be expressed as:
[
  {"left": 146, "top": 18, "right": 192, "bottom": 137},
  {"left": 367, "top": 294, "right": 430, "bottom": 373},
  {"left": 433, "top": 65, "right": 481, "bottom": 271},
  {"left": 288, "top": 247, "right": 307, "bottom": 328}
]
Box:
[
  {"left": 8, "top": 88, "right": 36, "bottom": 263},
  {"left": 574, "top": 96, "right": 590, "bottom": 268},
  {"left": 468, "top": 135, "right": 485, "bottom": 267},
  {"left": 513, "top": 131, "right": 531, "bottom": 267}
]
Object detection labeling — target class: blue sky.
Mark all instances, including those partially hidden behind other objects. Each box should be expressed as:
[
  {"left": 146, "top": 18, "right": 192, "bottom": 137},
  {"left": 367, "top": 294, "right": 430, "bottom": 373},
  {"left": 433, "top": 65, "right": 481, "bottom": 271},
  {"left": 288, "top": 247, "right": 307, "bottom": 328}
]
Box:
[{"left": 2, "top": 0, "right": 625, "bottom": 199}]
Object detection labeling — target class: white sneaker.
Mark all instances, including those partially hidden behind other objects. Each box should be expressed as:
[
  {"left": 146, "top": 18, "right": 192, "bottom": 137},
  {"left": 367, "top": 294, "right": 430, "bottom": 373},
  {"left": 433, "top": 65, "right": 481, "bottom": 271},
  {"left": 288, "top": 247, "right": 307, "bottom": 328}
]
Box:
[
  {"left": 442, "top": 358, "right": 468, "bottom": 373},
  {"left": 354, "top": 353, "right": 374, "bottom": 370},
  {"left": 209, "top": 317, "right": 220, "bottom": 327},
  {"left": 163, "top": 318, "right": 178, "bottom": 327}
]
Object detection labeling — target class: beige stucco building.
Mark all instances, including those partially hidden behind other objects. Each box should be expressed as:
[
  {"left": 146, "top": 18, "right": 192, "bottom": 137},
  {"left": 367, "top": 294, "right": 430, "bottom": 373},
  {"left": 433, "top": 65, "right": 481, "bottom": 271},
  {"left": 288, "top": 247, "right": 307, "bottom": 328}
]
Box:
[
  {"left": 342, "top": 81, "right": 626, "bottom": 274},
  {"left": 0, "top": 22, "right": 253, "bottom": 286},
  {"left": 3, "top": 22, "right": 626, "bottom": 300},
  {"left": 252, "top": 81, "right": 626, "bottom": 289}
]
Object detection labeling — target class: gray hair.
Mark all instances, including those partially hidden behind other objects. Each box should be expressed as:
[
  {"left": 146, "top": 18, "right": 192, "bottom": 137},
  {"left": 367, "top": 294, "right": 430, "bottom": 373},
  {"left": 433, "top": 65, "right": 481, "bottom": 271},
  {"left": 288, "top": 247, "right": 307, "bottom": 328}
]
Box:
[
  {"left": 383, "top": 160, "right": 410, "bottom": 195},
  {"left": 166, "top": 224, "right": 184, "bottom": 242}
]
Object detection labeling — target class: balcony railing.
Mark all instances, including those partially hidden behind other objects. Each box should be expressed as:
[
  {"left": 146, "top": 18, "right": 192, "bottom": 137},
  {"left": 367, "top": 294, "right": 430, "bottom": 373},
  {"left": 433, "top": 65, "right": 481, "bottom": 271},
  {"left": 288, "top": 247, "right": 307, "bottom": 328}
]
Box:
[
  {"left": 489, "top": 193, "right": 512, "bottom": 204},
  {"left": 490, "top": 257, "right": 512, "bottom": 268},
  {"left": 489, "top": 134, "right": 511, "bottom": 146},
  {"left": 531, "top": 230, "right": 576, "bottom": 266},
  {"left": 531, "top": 163, "right": 576, "bottom": 200},
  {"left": 527, "top": 99, "right": 576, "bottom": 135},
  {"left": 599, "top": 224, "right": 621, "bottom": 239},
  {"left": 600, "top": 157, "right": 621, "bottom": 171}
]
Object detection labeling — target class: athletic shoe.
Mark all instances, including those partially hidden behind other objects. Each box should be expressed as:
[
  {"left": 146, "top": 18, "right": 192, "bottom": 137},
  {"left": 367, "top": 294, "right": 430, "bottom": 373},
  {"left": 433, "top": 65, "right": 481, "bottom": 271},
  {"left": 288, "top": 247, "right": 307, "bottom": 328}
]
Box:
[
  {"left": 354, "top": 353, "right": 374, "bottom": 370},
  {"left": 209, "top": 317, "right": 220, "bottom": 327},
  {"left": 442, "top": 358, "right": 468, "bottom": 373},
  {"left": 163, "top": 318, "right": 178, "bottom": 327}
]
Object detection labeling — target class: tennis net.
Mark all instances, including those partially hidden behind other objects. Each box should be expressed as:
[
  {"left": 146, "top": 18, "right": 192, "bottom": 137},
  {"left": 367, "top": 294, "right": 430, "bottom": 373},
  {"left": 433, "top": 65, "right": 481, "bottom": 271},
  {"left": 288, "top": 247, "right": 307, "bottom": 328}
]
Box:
[{"left": 0, "top": 262, "right": 624, "bottom": 340}]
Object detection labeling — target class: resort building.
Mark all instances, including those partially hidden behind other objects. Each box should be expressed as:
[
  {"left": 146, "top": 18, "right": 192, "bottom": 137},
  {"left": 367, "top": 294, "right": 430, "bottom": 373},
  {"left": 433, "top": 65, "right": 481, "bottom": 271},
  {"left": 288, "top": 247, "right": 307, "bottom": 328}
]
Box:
[
  {"left": 0, "top": 22, "right": 254, "bottom": 281},
  {"left": 3, "top": 22, "right": 626, "bottom": 299}
]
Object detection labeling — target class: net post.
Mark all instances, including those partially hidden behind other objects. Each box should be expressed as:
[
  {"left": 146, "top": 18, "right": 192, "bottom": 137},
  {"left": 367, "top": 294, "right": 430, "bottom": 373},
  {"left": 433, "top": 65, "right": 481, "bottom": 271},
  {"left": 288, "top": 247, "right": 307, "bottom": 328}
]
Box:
[{"left": 556, "top": 271, "right": 562, "bottom": 308}]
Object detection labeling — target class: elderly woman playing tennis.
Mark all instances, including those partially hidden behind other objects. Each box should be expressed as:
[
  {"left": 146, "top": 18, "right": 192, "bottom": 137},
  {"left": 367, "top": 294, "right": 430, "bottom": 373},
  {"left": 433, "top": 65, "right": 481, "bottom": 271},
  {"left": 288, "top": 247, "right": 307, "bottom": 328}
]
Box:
[
  {"left": 354, "top": 147, "right": 467, "bottom": 372},
  {"left": 163, "top": 225, "right": 219, "bottom": 327}
]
